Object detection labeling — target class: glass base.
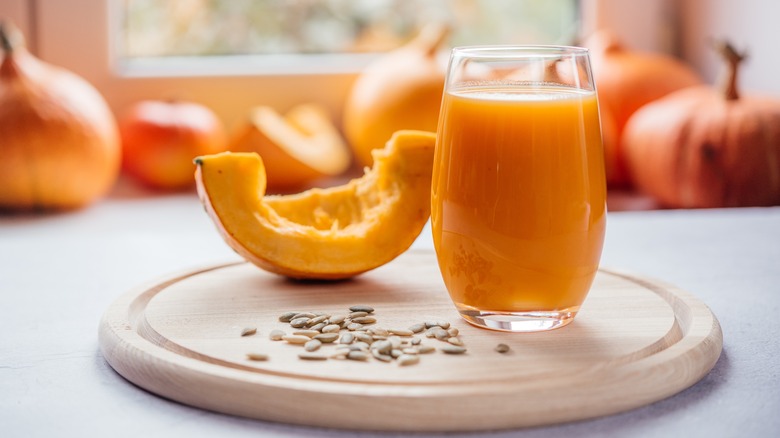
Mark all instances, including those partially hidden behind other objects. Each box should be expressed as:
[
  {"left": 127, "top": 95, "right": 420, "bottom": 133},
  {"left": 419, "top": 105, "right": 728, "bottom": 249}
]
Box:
[{"left": 457, "top": 308, "right": 578, "bottom": 332}]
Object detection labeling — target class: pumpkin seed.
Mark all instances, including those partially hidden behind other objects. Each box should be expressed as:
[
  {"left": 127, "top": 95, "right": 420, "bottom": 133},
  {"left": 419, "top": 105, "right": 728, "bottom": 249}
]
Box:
[
  {"left": 347, "top": 350, "right": 369, "bottom": 361},
  {"left": 282, "top": 335, "right": 311, "bottom": 344},
  {"left": 298, "top": 352, "right": 328, "bottom": 361},
  {"left": 290, "top": 317, "right": 310, "bottom": 328},
  {"left": 388, "top": 336, "right": 402, "bottom": 349},
  {"left": 448, "top": 327, "right": 460, "bottom": 337},
  {"left": 402, "top": 348, "right": 418, "bottom": 355},
  {"left": 371, "top": 339, "right": 392, "bottom": 354},
  {"left": 354, "top": 332, "right": 374, "bottom": 344},
  {"left": 348, "top": 311, "right": 368, "bottom": 319},
  {"left": 311, "top": 323, "right": 328, "bottom": 332},
  {"left": 246, "top": 352, "right": 269, "bottom": 361},
  {"left": 434, "top": 328, "right": 450, "bottom": 340},
  {"left": 441, "top": 345, "right": 467, "bottom": 355},
  {"left": 304, "top": 339, "right": 322, "bottom": 352},
  {"left": 330, "top": 314, "right": 347, "bottom": 325},
  {"left": 292, "top": 312, "right": 317, "bottom": 320},
  {"left": 437, "top": 320, "right": 451, "bottom": 330},
  {"left": 447, "top": 337, "right": 464, "bottom": 346},
  {"left": 306, "top": 315, "right": 329, "bottom": 327},
  {"left": 352, "top": 316, "right": 377, "bottom": 325},
  {"left": 339, "top": 333, "right": 354, "bottom": 344},
  {"left": 278, "top": 312, "right": 298, "bottom": 323},
  {"left": 313, "top": 332, "right": 339, "bottom": 343},
  {"left": 321, "top": 324, "right": 340, "bottom": 334},
  {"left": 417, "top": 345, "right": 436, "bottom": 354},
  {"left": 353, "top": 341, "right": 371, "bottom": 351},
  {"left": 408, "top": 323, "right": 426, "bottom": 333},
  {"left": 240, "top": 327, "right": 257, "bottom": 337},
  {"left": 330, "top": 350, "right": 349, "bottom": 360},
  {"left": 495, "top": 343, "right": 510, "bottom": 353},
  {"left": 349, "top": 305, "right": 375, "bottom": 314},
  {"left": 390, "top": 349, "right": 403, "bottom": 358},
  {"left": 371, "top": 350, "right": 393, "bottom": 362},
  {"left": 398, "top": 354, "right": 420, "bottom": 366},
  {"left": 369, "top": 327, "right": 389, "bottom": 337},
  {"left": 347, "top": 322, "right": 363, "bottom": 331},
  {"left": 389, "top": 328, "right": 414, "bottom": 337},
  {"left": 411, "top": 337, "right": 422, "bottom": 345},
  {"left": 269, "top": 329, "right": 286, "bottom": 341},
  {"left": 293, "top": 330, "right": 320, "bottom": 338}
]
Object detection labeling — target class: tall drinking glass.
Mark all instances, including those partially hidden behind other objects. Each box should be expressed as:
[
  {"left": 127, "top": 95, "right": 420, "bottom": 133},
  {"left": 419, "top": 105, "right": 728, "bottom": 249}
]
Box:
[{"left": 432, "top": 46, "right": 607, "bottom": 332}]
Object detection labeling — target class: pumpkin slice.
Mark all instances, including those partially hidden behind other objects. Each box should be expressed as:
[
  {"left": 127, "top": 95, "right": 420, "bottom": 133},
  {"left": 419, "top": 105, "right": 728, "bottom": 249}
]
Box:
[
  {"left": 228, "top": 103, "right": 351, "bottom": 190},
  {"left": 195, "top": 130, "right": 436, "bottom": 279}
]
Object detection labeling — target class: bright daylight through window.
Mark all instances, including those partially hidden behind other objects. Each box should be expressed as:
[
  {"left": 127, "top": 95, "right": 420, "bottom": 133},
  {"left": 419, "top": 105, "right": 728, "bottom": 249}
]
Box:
[{"left": 121, "top": 0, "right": 578, "bottom": 65}]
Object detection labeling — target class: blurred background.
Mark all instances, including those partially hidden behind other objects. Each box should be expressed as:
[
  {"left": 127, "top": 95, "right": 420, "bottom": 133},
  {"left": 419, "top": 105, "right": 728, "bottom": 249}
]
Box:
[
  {"left": 121, "top": 0, "right": 577, "bottom": 56},
  {"left": 11, "top": 0, "right": 779, "bottom": 131},
  {"left": 1, "top": 0, "right": 779, "bottom": 208}
]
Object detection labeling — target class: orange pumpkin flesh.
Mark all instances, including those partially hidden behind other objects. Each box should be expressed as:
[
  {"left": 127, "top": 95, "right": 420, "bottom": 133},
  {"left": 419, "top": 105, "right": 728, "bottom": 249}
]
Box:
[
  {"left": 623, "top": 42, "right": 780, "bottom": 208},
  {"left": 586, "top": 30, "right": 702, "bottom": 187},
  {"left": 195, "top": 130, "right": 436, "bottom": 280}
]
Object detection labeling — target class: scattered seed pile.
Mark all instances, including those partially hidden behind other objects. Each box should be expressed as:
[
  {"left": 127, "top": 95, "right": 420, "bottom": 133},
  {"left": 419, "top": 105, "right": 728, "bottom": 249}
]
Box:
[{"left": 244, "top": 305, "right": 476, "bottom": 366}]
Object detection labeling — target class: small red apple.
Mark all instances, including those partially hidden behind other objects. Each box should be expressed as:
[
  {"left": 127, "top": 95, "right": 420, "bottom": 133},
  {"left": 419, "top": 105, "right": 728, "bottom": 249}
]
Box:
[{"left": 119, "top": 100, "right": 227, "bottom": 190}]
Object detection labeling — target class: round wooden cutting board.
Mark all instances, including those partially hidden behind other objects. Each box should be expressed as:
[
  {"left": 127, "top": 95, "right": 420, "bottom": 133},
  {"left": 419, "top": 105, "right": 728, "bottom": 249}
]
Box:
[{"left": 98, "top": 249, "right": 722, "bottom": 432}]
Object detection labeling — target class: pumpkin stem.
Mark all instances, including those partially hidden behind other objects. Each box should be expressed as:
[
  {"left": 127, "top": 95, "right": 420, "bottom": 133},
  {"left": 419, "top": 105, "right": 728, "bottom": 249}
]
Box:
[
  {"left": 714, "top": 40, "right": 746, "bottom": 101},
  {"left": 411, "top": 23, "right": 451, "bottom": 58},
  {"left": 0, "top": 22, "right": 12, "bottom": 54},
  {"left": 590, "top": 30, "right": 623, "bottom": 55},
  {"left": 0, "top": 21, "right": 24, "bottom": 55}
]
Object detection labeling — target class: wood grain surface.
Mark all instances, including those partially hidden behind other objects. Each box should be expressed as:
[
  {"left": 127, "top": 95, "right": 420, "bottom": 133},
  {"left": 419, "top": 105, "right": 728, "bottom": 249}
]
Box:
[{"left": 98, "top": 249, "right": 722, "bottom": 432}]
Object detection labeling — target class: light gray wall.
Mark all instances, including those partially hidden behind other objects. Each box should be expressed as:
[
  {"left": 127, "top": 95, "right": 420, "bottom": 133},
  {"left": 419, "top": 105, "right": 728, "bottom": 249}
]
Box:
[
  {"left": 679, "top": 0, "right": 780, "bottom": 95},
  {"left": 581, "top": 0, "right": 778, "bottom": 96}
]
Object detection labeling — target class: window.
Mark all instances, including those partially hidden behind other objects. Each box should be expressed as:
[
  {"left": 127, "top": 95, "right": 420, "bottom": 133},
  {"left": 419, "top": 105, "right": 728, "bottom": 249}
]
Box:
[
  {"left": 3, "top": 0, "right": 614, "bottom": 126},
  {"left": 118, "top": 0, "right": 578, "bottom": 77},
  {"left": 121, "top": 0, "right": 578, "bottom": 58}
]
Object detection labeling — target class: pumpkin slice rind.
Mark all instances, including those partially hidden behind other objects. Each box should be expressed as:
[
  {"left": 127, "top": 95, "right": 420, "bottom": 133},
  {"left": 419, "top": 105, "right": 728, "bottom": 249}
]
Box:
[{"left": 195, "top": 130, "right": 435, "bottom": 279}]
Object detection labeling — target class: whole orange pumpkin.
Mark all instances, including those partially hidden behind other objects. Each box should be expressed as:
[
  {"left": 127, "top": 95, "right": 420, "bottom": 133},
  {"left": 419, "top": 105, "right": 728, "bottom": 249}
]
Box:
[
  {"left": 0, "top": 22, "right": 120, "bottom": 210},
  {"left": 623, "top": 42, "right": 780, "bottom": 208},
  {"left": 343, "top": 24, "right": 448, "bottom": 166},
  {"left": 119, "top": 99, "right": 227, "bottom": 191},
  {"left": 586, "top": 30, "right": 702, "bottom": 187}
]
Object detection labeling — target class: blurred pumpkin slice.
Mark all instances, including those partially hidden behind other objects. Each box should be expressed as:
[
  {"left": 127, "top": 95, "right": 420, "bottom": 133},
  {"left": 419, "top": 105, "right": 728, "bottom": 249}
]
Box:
[
  {"left": 228, "top": 103, "right": 351, "bottom": 190},
  {"left": 195, "top": 130, "right": 435, "bottom": 280}
]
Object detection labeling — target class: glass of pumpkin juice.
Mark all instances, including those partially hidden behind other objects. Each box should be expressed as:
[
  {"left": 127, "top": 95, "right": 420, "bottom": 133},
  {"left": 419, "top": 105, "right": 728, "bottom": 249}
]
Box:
[{"left": 432, "top": 46, "right": 607, "bottom": 332}]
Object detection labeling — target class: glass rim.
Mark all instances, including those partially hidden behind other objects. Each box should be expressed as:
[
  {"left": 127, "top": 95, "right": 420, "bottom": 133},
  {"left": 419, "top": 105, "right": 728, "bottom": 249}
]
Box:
[{"left": 451, "top": 45, "right": 590, "bottom": 58}]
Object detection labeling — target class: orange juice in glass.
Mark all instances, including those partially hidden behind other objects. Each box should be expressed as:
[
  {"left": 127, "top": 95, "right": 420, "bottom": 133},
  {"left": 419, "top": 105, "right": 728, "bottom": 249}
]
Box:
[{"left": 432, "top": 46, "right": 607, "bottom": 332}]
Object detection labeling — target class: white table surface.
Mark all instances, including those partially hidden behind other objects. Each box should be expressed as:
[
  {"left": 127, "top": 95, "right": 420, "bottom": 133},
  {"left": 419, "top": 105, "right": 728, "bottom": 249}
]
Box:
[{"left": 2, "top": 191, "right": 779, "bottom": 437}]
